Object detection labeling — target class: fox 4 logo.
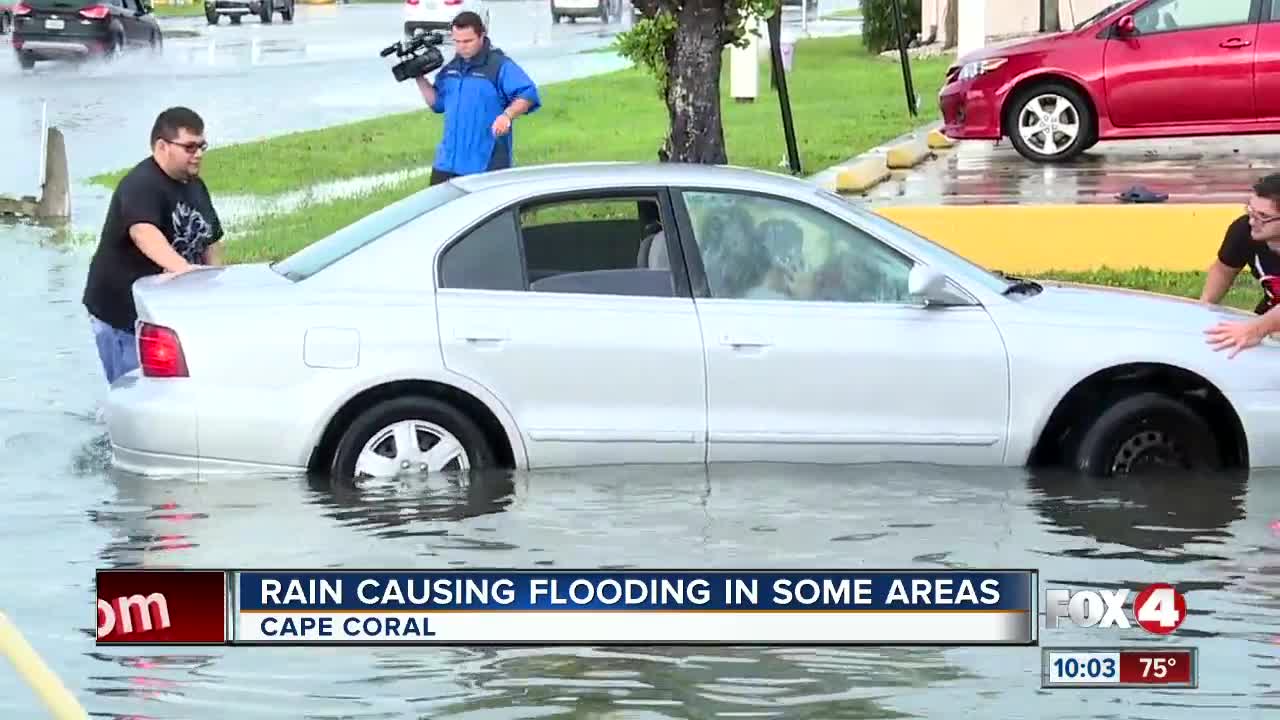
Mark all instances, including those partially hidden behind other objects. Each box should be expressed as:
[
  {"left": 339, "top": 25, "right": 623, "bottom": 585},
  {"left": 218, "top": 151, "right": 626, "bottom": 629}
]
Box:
[{"left": 1045, "top": 583, "right": 1188, "bottom": 635}]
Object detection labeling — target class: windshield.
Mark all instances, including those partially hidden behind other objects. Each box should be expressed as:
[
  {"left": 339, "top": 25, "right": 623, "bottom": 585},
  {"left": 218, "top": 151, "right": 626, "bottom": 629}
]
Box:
[
  {"left": 271, "top": 181, "right": 467, "bottom": 282},
  {"left": 1074, "top": 0, "right": 1129, "bottom": 30}
]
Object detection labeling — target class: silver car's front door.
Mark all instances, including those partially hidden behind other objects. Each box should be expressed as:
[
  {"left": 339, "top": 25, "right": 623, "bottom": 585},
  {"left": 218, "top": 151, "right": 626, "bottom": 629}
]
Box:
[{"left": 671, "top": 187, "right": 1011, "bottom": 466}]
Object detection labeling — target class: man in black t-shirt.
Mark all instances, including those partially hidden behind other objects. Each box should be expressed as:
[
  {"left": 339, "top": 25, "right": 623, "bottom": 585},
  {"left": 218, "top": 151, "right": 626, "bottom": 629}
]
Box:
[
  {"left": 1202, "top": 173, "right": 1280, "bottom": 357},
  {"left": 83, "top": 106, "right": 223, "bottom": 384}
]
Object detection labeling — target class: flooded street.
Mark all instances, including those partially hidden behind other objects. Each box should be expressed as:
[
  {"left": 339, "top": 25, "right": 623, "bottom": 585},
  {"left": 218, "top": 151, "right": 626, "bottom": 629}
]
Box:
[{"left": 1, "top": 2, "right": 1278, "bottom": 718}]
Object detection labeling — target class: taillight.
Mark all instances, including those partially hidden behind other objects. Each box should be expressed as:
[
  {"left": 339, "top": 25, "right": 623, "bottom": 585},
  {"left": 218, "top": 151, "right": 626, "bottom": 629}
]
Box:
[
  {"left": 138, "top": 323, "right": 189, "bottom": 378},
  {"left": 14, "top": 2, "right": 32, "bottom": 15},
  {"left": 405, "top": 0, "right": 419, "bottom": 5},
  {"left": 443, "top": 0, "right": 461, "bottom": 5},
  {"left": 79, "top": 4, "right": 110, "bottom": 18}
]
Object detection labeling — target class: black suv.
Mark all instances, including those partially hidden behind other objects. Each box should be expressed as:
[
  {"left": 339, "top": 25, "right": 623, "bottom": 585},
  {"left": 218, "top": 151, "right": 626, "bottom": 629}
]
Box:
[{"left": 12, "top": 0, "right": 161, "bottom": 68}]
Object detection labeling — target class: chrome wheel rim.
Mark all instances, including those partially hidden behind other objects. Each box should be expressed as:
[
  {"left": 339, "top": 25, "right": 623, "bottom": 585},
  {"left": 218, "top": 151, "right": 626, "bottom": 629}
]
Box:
[
  {"left": 355, "top": 420, "right": 469, "bottom": 478},
  {"left": 1017, "top": 94, "right": 1081, "bottom": 157}
]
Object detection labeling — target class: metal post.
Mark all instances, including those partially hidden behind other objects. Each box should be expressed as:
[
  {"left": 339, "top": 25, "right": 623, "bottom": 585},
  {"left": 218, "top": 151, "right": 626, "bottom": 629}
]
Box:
[
  {"left": 39, "top": 101, "right": 48, "bottom": 191},
  {"left": 767, "top": 10, "right": 801, "bottom": 175},
  {"left": 890, "top": 0, "right": 918, "bottom": 117}
]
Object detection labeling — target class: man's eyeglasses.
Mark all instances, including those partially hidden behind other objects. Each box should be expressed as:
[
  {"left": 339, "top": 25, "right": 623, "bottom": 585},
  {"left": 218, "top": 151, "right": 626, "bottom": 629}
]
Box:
[
  {"left": 165, "top": 138, "right": 208, "bottom": 154},
  {"left": 1246, "top": 204, "right": 1280, "bottom": 224}
]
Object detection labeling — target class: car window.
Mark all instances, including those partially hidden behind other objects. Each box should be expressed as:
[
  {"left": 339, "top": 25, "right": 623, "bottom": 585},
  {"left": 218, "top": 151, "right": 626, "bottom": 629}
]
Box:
[
  {"left": 1133, "top": 0, "right": 1252, "bottom": 33},
  {"left": 680, "top": 190, "right": 915, "bottom": 304},
  {"left": 516, "top": 194, "right": 677, "bottom": 298},
  {"left": 271, "top": 181, "right": 467, "bottom": 282},
  {"left": 438, "top": 210, "right": 526, "bottom": 291}
]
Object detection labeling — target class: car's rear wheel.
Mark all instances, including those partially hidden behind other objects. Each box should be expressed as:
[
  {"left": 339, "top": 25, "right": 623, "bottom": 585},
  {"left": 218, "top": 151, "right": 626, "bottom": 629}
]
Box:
[
  {"left": 329, "top": 396, "right": 496, "bottom": 480},
  {"left": 1006, "top": 82, "right": 1093, "bottom": 163},
  {"left": 1072, "top": 392, "right": 1220, "bottom": 478},
  {"left": 281, "top": 0, "right": 293, "bottom": 22},
  {"left": 107, "top": 31, "right": 125, "bottom": 61},
  {"left": 17, "top": 51, "right": 35, "bottom": 69},
  {"left": 206, "top": 4, "right": 218, "bottom": 24},
  {"left": 259, "top": 0, "right": 272, "bottom": 23}
]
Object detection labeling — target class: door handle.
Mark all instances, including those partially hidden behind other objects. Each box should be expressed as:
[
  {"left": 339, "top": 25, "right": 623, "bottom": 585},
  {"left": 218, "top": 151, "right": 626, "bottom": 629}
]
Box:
[
  {"left": 1219, "top": 38, "right": 1252, "bottom": 48},
  {"left": 721, "top": 335, "right": 771, "bottom": 349},
  {"left": 457, "top": 329, "right": 509, "bottom": 343}
]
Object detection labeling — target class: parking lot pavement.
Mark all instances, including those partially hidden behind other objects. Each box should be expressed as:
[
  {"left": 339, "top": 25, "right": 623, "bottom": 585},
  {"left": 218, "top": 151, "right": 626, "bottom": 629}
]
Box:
[{"left": 864, "top": 134, "right": 1275, "bottom": 207}]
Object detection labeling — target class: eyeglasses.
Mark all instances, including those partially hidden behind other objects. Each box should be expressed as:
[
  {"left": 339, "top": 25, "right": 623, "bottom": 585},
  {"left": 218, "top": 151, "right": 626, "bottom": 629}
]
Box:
[
  {"left": 1246, "top": 204, "right": 1280, "bottom": 224},
  {"left": 165, "top": 138, "right": 208, "bottom": 154}
]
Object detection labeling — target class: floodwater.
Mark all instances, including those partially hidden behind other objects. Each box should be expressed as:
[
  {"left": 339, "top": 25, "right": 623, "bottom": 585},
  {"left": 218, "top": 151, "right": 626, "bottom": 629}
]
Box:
[
  {"left": 2, "top": 2, "right": 1279, "bottom": 718},
  {"left": 866, "top": 133, "right": 1280, "bottom": 207}
]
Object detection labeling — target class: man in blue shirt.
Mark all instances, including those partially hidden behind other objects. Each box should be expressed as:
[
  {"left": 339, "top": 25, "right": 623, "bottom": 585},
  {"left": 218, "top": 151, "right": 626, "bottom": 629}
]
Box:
[{"left": 415, "top": 12, "right": 542, "bottom": 185}]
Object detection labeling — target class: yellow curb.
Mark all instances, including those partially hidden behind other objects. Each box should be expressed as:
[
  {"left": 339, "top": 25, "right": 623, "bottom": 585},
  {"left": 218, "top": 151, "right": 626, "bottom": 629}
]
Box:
[
  {"left": 834, "top": 158, "right": 891, "bottom": 194},
  {"left": 886, "top": 138, "right": 932, "bottom": 169},
  {"left": 0, "top": 612, "right": 88, "bottom": 720},
  {"left": 927, "top": 129, "right": 955, "bottom": 149},
  {"left": 874, "top": 203, "right": 1242, "bottom": 273}
]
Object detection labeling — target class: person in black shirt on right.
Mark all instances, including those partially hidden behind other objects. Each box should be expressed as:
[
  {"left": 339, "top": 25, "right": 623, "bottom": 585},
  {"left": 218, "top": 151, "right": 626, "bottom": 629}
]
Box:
[
  {"left": 82, "top": 106, "right": 223, "bottom": 385},
  {"left": 1202, "top": 173, "right": 1280, "bottom": 357}
]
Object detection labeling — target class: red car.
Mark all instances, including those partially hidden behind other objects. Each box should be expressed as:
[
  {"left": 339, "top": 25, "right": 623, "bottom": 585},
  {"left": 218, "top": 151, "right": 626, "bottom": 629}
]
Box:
[{"left": 939, "top": 0, "right": 1279, "bottom": 162}]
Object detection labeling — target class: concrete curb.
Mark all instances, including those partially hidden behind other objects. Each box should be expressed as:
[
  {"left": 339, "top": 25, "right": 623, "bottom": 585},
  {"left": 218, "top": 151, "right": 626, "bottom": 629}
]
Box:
[
  {"left": 809, "top": 121, "right": 951, "bottom": 195},
  {"left": 886, "top": 137, "right": 931, "bottom": 169},
  {"left": 834, "top": 158, "right": 891, "bottom": 193}
]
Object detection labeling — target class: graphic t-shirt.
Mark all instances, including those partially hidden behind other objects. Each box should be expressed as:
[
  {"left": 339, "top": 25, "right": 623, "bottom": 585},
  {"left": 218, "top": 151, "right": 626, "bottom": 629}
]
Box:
[
  {"left": 1217, "top": 214, "right": 1280, "bottom": 315},
  {"left": 83, "top": 157, "right": 223, "bottom": 331}
]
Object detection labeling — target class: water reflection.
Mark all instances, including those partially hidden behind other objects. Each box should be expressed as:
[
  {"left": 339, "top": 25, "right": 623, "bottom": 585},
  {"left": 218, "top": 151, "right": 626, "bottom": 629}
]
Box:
[
  {"left": 306, "top": 470, "right": 519, "bottom": 537},
  {"left": 1025, "top": 468, "right": 1249, "bottom": 557}
]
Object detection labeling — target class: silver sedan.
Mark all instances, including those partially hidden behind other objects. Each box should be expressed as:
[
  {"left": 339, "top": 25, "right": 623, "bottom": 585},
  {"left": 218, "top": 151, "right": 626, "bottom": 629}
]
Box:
[{"left": 105, "top": 162, "right": 1280, "bottom": 480}]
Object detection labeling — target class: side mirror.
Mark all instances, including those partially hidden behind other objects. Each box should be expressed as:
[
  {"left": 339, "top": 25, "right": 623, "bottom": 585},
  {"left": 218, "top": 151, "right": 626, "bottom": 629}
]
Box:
[
  {"left": 908, "top": 264, "right": 966, "bottom": 306},
  {"left": 1115, "top": 15, "right": 1136, "bottom": 36}
]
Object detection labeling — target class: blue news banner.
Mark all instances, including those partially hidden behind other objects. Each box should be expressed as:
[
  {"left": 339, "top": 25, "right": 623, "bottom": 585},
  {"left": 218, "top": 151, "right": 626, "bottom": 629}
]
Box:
[{"left": 230, "top": 570, "right": 1037, "bottom": 646}]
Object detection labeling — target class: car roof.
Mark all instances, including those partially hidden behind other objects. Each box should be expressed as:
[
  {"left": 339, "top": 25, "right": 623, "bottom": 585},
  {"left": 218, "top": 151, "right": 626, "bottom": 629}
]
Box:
[{"left": 449, "top": 161, "right": 821, "bottom": 196}]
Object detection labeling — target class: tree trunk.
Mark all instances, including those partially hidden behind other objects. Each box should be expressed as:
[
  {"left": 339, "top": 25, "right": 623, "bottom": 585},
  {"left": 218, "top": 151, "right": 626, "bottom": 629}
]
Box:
[{"left": 659, "top": 1, "right": 728, "bottom": 164}]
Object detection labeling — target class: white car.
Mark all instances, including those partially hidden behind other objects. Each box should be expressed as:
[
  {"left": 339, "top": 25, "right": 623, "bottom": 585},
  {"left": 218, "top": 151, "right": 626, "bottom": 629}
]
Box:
[
  {"left": 105, "top": 162, "right": 1280, "bottom": 481},
  {"left": 403, "top": 0, "right": 488, "bottom": 38}
]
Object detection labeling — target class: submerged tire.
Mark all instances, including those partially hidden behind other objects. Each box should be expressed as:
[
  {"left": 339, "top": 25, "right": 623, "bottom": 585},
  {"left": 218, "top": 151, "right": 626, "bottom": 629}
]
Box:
[
  {"left": 329, "top": 396, "right": 495, "bottom": 479},
  {"left": 1073, "top": 392, "right": 1219, "bottom": 477}
]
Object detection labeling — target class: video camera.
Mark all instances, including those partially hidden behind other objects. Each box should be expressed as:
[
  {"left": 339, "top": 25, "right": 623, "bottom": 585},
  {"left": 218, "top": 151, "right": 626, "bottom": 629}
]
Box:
[{"left": 381, "top": 30, "right": 447, "bottom": 83}]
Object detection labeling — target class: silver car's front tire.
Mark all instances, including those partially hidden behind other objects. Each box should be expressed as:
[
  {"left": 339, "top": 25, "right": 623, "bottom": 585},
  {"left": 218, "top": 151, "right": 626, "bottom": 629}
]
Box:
[{"left": 329, "top": 396, "right": 495, "bottom": 479}]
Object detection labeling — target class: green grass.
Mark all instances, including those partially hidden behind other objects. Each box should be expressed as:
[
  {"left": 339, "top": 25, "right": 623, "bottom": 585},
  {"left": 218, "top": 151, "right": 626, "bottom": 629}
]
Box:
[
  {"left": 228, "top": 175, "right": 436, "bottom": 263},
  {"left": 90, "top": 35, "right": 952, "bottom": 199},
  {"left": 1025, "top": 267, "right": 1260, "bottom": 311}
]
